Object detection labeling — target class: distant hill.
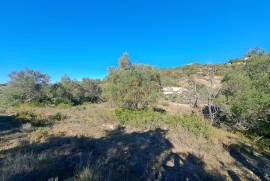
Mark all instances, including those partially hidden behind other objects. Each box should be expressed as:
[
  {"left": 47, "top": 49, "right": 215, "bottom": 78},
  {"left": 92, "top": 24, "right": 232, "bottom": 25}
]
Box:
[
  {"left": 158, "top": 60, "right": 246, "bottom": 106},
  {"left": 158, "top": 63, "right": 233, "bottom": 87}
]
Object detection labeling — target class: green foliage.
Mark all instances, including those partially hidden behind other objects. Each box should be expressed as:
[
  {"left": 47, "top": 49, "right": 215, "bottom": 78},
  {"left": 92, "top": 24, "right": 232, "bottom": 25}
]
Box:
[
  {"left": 220, "top": 49, "right": 270, "bottom": 137},
  {"left": 15, "top": 110, "right": 65, "bottom": 126},
  {"left": 115, "top": 108, "right": 212, "bottom": 138},
  {"left": 115, "top": 108, "right": 164, "bottom": 128},
  {"left": 50, "top": 76, "right": 82, "bottom": 105},
  {"left": 80, "top": 78, "right": 103, "bottom": 102},
  {"left": 49, "top": 76, "right": 102, "bottom": 105},
  {"left": 16, "top": 111, "right": 50, "bottom": 126},
  {"left": 1, "top": 69, "right": 50, "bottom": 106},
  {"left": 0, "top": 69, "right": 103, "bottom": 107},
  {"left": 106, "top": 53, "right": 161, "bottom": 110},
  {"left": 166, "top": 114, "right": 212, "bottom": 138}
]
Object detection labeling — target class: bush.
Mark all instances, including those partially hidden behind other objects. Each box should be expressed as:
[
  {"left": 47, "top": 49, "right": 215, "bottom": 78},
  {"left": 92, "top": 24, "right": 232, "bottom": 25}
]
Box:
[
  {"left": 2, "top": 69, "right": 50, "bottom": 105},
  {"left": 115, "top": 108, "right": 164, "bottom": 128},
  {"left": 219, "top": 49, "right": 270, "bottom": 137},
  {"left": 115, "top": 108, "right": 212, "bottom": 138},
  {"left": 16, "top": 111, "right": 48, "bottom": 126},
  {"left": 49, "top": 76, "right": 102, "bottom": 105},
  {"left": 15, "top": 111, "right": 60, "bottom": 126},
  {"left": 166, "top": 115, "right": 212, "bottom": 138},
  {"left": 105, "top": 53, "right": 161, "bottom": 110}
]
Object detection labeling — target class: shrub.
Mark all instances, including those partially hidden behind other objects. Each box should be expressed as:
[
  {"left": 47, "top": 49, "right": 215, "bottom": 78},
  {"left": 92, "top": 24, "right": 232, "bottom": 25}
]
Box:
[
  {"left": 16, "top": 111, "right": 51, "bottom": 126},
  {"left": 219, "top": 49, "right": 270, "bottom": 137},
  {"left": 16, "top": 111, "right": 63, "bottom": 126},
  {"left": 115, "top": 108, "right": 212, "bottom": 138},
  {"left": 115, "top": 108, "right": 164, "bottom": 128},
  {"left": 2, "top": 69, "right": 50, "bottom": 105},
  {"left": 166, "top": 115, "right": 212, "bottom": 138},
  {"left": 80, "top": 78, "right": 102, "bottom": 103},
  {"left": 105, "top": 53, "right": 161, "bottom": 110},
  {"left": 49, "top": 76, "right": 102, "bottom": 105}
]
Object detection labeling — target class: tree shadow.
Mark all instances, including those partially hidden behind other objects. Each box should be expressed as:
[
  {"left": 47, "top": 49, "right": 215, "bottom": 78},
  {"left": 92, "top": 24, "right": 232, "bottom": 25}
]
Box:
[
  {"left": 1, "top": 127, "right": 225, "bottom": 181},
  {"left": 0, "top": 115, "right": 22, "bottom": 137},
  {"left": 228, "top": 143, "right": 270, "bottom": 181}
]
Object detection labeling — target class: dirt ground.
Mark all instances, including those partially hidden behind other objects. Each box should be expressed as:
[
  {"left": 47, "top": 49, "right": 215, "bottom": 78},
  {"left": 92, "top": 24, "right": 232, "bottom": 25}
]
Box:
[{"left": 0, "top": 104, "right": 269, "bottom": 181}]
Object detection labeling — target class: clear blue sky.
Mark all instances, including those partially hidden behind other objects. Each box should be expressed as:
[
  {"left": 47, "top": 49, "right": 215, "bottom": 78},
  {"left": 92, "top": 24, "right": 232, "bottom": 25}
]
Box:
[{"left": 0, "top": 0, "right": 269, "bottom": 83}]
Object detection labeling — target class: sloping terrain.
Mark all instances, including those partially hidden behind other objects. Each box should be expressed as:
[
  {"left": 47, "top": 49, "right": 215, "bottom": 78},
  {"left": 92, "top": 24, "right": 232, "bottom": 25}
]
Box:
[{"left": 1, "top": 103, "right": 269, "bottom": 181}]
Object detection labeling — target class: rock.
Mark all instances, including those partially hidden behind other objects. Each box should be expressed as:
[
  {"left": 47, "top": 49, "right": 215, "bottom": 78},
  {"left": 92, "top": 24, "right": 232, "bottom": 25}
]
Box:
[
  {"left": 102, "top": 123, "right": 115, "bottom": 130},
  {"left": 166, "top": 159, "right": 175, "bottom": 167}
]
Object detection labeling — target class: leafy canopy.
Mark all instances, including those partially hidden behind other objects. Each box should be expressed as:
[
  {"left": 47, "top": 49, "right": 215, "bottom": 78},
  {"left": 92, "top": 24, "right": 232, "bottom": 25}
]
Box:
[
  {"left": 106, "top": 53, "right": 161, "bottom": 110},
  {"left": 220, "top": 49, "right": 270, "bottom": 136}
]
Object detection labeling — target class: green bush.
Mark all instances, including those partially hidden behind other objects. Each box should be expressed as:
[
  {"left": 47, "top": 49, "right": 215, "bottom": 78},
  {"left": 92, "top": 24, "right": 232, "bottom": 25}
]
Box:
[
  {"left": 1, "top": 69, "right": 50, "bottom": 106},
  {"left": 49, "top": 76, "right": 102, "bottom": 105},
  {"left": 16, "top": 111, "right": 48, "bottom": 126},
  {"left": 115, "top": 108, "right": 164, "bottom": 128},
  {"left": 166, "top": 115, "right": 212, "bottom": 138},
  {"left": 115, "top": 108, "right": 212, "bottom": 138},
  {"left": 15, "top": 111, "right": 64, "bottom": 126},
  {"left": 105, "top": 53, "right": 161, "bottom": 110},
  {"left": 219, "top": 49, "right": 270, "bottom": 137},
  {"left": 1, "top": 69, "right": 103, "bottom": 107}
]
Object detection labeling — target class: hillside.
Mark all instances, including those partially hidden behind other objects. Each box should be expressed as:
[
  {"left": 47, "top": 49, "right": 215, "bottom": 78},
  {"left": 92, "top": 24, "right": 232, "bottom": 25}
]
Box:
[
  {"left": 159, "top": 63, "right": 232, "bottom": 87},
  {"left": 0, "top": 52, "right": 269, "bottom": 181},
  {"left": 158, "top": 63, "right": 232, "bottom": 110},
  {"left": 1, "top": 103, "right": 269, "bottom": 181}
]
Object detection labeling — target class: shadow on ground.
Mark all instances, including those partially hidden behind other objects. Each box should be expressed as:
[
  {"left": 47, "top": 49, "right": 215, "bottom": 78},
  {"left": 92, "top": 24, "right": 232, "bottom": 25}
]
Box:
[
  {"left": 0, "top": 115, "right": 22, "bottom": 137},
  {"left": 228, "top": 143, "right": 270, "bottom": 181},
  {"left": 0, "top": 127, "right": 225, "bottom": 181}
]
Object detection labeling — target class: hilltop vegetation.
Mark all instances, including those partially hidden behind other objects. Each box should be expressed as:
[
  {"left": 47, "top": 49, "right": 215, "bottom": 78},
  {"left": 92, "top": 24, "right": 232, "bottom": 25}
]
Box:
[
  {"left": 0, "top": 49, "right": 270, "bottom": 180},
  {"left": 218, "top": 49, "right": 270, "bottom": 144}
]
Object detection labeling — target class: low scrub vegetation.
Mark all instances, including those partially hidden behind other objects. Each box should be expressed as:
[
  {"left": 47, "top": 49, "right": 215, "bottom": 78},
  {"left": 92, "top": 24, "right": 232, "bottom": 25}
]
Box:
[
  {"left": 116, "top": 108, "right": 212, "bottom": 138},
  {"left": 15, "top": 110, "right": 66, "bottom": 126}
]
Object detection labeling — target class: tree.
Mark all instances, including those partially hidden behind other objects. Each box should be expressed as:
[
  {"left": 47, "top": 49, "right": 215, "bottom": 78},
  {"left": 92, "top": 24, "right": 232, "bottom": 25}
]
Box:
[
  {"left": 119, "top": 52, "right": 132, "bottom": 70},
  {"left": 50, "top": 76, "right": 102, "bottom": 105},
  {"left": 207, "top": 65, "right": 217, "bottom": 124},
  {"left": 219, "top": 49, "right": 270, "bottom": 136},
  {"left": 81, "top": 78, "right": 102, "bottom": 102},
  {"left": 2, "top": 69, "right": 50, "bottom": 105},
  {"left": 106, "top": 54, "right": 161, "bottom": 110}
]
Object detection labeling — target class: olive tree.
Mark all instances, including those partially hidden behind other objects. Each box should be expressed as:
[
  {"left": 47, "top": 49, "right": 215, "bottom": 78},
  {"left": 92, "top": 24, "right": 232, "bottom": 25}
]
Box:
[
  {"left": 50, "top": 76, "right": 102, "bottom": 105},
  {"left": 106, "top": 53, "right": 161, "bottom": 110},
  {"left": 2, "top": 69, "right": 50, "bottom": 105}
]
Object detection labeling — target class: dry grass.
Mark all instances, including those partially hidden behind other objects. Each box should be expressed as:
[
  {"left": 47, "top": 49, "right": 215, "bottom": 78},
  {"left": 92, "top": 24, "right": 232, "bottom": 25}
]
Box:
[{"left": 1, "top": 102, "right": 268, "bottom": 180}]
